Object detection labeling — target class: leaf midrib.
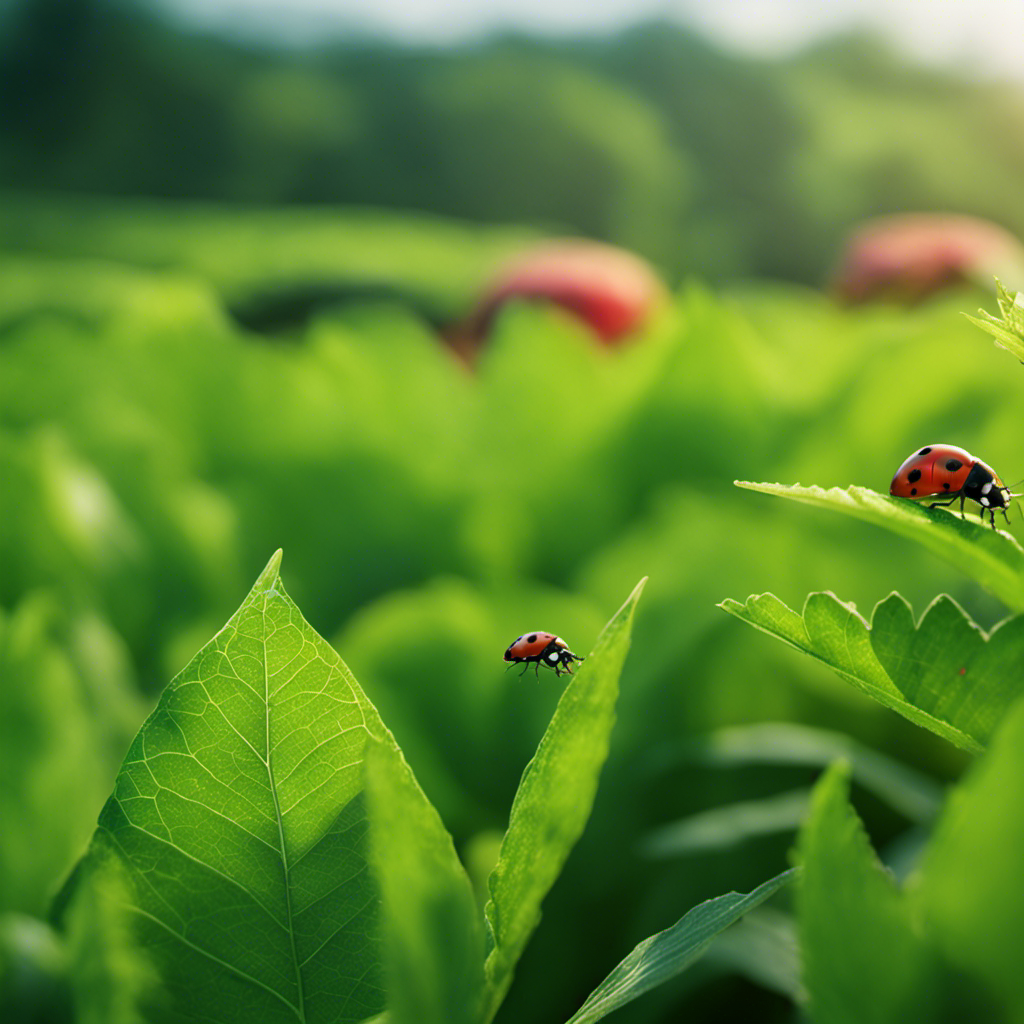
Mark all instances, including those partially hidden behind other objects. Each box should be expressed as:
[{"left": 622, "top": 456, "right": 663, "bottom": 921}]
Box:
[{"left": 263, "top": 593, "right": 307, "bottom": 1024}]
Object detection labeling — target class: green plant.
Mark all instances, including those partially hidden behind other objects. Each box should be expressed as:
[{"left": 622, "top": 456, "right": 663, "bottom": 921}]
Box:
[
  {"left": 723, "top": 283, "right": 1024, "bottom": 1021},
  {"left": 51, "top": 554, "right": 792, "bottom": 1023}
]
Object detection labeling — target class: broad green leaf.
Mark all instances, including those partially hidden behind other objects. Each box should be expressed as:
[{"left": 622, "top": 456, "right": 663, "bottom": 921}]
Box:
[
  {"left": 964, "top": 278, "right": 1024, "bottom": 362},
  {"left": 720, "top": 590, "right": 1024, "bottom": 752},
  {"left": 797, "top": 762, "right": 940, "bottom": 1024},
  {"left": 563, "top": 868, "right": 796, "bottom": 1024},
  {"left": 680, "top": 722, "right": 942, "bottom": 823},
  {"left": 63, "top": 551, "right": 401, "bottom": 1024},
  {"left": 640, "top": 788, "right": 811, "bottom": 858},
  {"left": 734, "top": 481, "right": 1024, "bottom": 611},
  {"left": 363, "top": 736, "right": 483, "bottom": 1024},
  {"left": 919, "top": 696, "right": 1024, "bottom": 1019},
  {"left": 482, "top": 578, "right": 646, "bottom": 1021},
  {"left": 870, "top": 592, "right": 1024, "bottom": 746}
]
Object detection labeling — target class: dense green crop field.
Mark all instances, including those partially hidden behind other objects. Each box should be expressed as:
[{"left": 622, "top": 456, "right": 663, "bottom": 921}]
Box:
[{"left": 4, "top": 196, "right": 1024, "bottom": 1024}]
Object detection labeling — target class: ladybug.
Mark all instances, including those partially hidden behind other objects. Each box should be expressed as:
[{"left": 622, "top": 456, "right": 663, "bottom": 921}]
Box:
[
  {"left": 503, "top": 632, "right": 585, "bottom": 678},
  {"left": 889, "top": 444, "right": 1013, "bottom": 528}
]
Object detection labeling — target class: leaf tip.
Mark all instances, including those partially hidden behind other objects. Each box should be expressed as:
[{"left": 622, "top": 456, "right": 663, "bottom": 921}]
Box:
[{"left": 259, "top": 549, "right": 284, "bottom": 585}]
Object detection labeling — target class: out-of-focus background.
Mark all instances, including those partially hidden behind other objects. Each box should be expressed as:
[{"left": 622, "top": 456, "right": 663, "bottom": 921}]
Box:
[{"left": 5, "top": 1, "right": 1024, "bottom": 1021}]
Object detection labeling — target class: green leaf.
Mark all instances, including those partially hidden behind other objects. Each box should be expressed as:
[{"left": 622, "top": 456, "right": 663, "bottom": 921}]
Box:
[
  {"left": 734, "top": 481, "right": 1024, "bottom": 611},
  {"left": 363, "top": 737, "right": 483, "bottom": 1024},
  {"left": 63, "top": 550, "right": 401, "bottom": 1023},
  {"left": 721, "top": 590, "right": 1024, "bottom": 753},
  {"left": 563, "top": 868, "right": 796, "bottom": 1024},
  {"left": 918, "top": 695, "right": 1024, "bottom": 1017},
  {"left": 964, "top": 278, "right": 1024, "bottom": 362},
  {"left": 797, "top": 762, "right": 939, "bottom": 1024},
  {"left": 680, "top": 722, "right": 942, "bottom": 823},
  {"left": 482, "top": 578, "right": 646, "bottom": 1021}
]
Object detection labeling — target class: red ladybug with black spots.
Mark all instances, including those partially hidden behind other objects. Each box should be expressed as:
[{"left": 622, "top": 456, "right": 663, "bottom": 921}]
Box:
[
  {"left": 504, "top": 632, "right": 585, "bottom": 677},
  {"left": 889, "top": 444, "right": 1013, "bottom": 528}
]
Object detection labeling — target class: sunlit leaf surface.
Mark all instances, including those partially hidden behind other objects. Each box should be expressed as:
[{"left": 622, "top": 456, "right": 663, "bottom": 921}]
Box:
[
  {"left": 67, "top": 551, "right": 398, "bottom": 1024},
  {"left": 721, "top": 591, "right": 1024, "bottom": 753},
  {"left": 564, "top": 869, "right": 796, "bottom": 1024},
  {"left": 734, "top": 482, "right": 1024, "bottom": 611}
]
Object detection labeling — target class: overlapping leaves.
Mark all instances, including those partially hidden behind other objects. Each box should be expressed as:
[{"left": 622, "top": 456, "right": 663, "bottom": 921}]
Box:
[{"left": 720, "top": 590, "right": 1024, "bottom": 753}]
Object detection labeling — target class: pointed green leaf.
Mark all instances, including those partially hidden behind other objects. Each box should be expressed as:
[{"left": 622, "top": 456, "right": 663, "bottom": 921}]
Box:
[
  {"left": 964, "top": 278, "right": 1024, "bottom": 362},
  {"left": 363, "top": 736, "right": 483, "bottom": 1024},
  {"left": 797, "top": 762, "right": 939, "bottom": 1024},
  {"left": 65, "top": 850, "right": 157, "bottom": 1024},
  {"left": 721, "top": 590, "right": 1024, "bottom": 753},
  {"left": 563, "top": 869, "right": 796, "bottom": 1024},
  {"left": 919, "top": 696, "right": 1024, "bottom": 1016},
  {"left": 63, "top": 551, "right": 400, "bottom": 1023},
  {"left": 734, "top": 482, "right": 1024, "bottom": 611},
  {"left": 482, "top": 579, "right": 646, "bottom": 1021}
]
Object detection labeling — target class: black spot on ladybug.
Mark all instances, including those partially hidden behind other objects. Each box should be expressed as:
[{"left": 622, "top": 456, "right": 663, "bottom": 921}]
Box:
[
  {"left": 943, "top": 482, "right": 950, "bottom": 490},
  {"left": 911, "top": 487, "right": 918, "bottom": 495},
  {"left": 907, "top": 469, "right": 922, "bottom": 484},
  {"left": 527, "top": 634, "right": 537, "bottom": 643},
  {"left": 919, "top": 447, "right": 932, "bottom": 455},
  {"left": 945, "top": 458, "right": 963, "bottom": 471}
]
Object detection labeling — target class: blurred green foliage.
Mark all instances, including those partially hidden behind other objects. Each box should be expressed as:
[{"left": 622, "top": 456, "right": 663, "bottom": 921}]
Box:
[
  {"left": 7, "top": 1, "right": 1024, "bottom": 283},
  {"left": 3, "top": 186, "right": 1024, "bottom": 1022}
]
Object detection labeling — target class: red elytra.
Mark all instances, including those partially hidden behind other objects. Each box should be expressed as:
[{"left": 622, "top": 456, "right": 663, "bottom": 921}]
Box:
[
  {"left": 503, "top": 632, "right": 585, "bottom": 678},
  {"left": 889, "top": 444, "right": 1012, "bottom": 528}
]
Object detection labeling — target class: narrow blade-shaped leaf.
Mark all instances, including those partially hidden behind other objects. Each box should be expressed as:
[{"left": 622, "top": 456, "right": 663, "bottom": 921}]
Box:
[
  {"left": 797, "top": 762, "right": 939, "bottom": 1024},
  {"left": 62, "top": 550, "right": 401, "bottom": 1023},
  {"left": 363, "top": 737, "right": 483, "bottom": 1024},
  {"left": 720, "top": 590, "right": 1024, "bottom": 752},
  {"left": 734, "top": 481, "right": 1024, "bottom": 611},
  {"left": 482, "top": 578, "right": 646, "bottom": 1021},
  {"left": 564, "top": 869, "right": 796, "bottom": 1024}
]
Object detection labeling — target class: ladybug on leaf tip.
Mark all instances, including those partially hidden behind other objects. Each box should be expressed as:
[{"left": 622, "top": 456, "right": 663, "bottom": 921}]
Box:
[
  {"left": 504, "top": 632, "right": 584, "bottom": 678},
  {"left": 889, "top": 444, "right": 1017, "bottom": 528}
]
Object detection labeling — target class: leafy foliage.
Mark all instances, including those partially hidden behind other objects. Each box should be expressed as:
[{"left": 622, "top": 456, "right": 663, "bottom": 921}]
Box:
[
  {"left": 5, "top": 192, "right": 1024, "bottom": 1022},
  {"left": 965, "top": 278, "right": 1024, "bottom": 362},
  {"left": 721, "top": 591, "right": 1024, "bottom": 752},
  {"left": 734, "top": 481, "right": 1024, "bottom": 611}
]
